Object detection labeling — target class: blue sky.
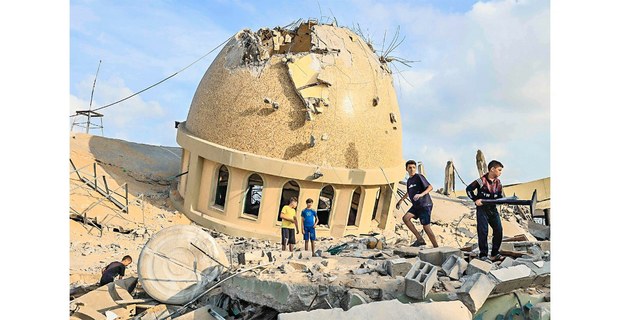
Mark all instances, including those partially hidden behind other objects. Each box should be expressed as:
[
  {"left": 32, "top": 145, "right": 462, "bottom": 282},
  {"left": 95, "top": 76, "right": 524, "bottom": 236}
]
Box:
[{"left": 70, "top": 0, "right": 549, "bottom": 186}]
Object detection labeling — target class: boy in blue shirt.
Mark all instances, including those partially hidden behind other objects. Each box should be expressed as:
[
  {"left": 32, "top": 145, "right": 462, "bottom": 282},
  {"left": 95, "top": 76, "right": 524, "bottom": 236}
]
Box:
[{"left": 301, "top": 198, "right": 318, "bottom": 256}]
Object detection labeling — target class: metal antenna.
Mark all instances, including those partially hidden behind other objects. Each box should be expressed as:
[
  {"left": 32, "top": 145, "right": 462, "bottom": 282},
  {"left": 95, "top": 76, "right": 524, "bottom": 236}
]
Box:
[{"left": 86, "top": 60, "right": 102, "bottom": 134}]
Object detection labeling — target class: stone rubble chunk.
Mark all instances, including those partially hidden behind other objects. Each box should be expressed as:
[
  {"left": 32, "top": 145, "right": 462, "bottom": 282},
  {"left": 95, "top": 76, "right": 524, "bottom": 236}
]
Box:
[
  {"left": 441, "top": 254, "right": 468, "bottom": 280},
  {"left": 456, "top": 273, "right": 496, "bottom": 314},
  {"left": 386, "top": 258, "right": 413, "bottom": 277},
  {"left": 465, "top": 258, "right": 494, "bottom": 275},
  {"left": 489, "top": 264, "right": 535, "bottom": 294},
  {"left": 418, "top": 246, "right": 463, "bottom": 266}
]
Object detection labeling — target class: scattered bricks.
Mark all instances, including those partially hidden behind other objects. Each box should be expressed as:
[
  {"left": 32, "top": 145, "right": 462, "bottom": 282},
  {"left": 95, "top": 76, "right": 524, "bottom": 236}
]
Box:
[
  {"left": 499, "top": 257, "right": 515, "bottom": 268},
  {"left": 489, "top": 265, "right": 535, "bottom": 294},
  {"left": 405, "top": 260, "right": 438, "bottom": 300},
  {"left": 419, "top": 247, "right": 463, "bottom": 266},
  {"left": 386, "top": 258, "right": 413, "bottom": 277},
  {"left": 441, "top": 255, "right": 468, "bottom": 280},
  {"left": 393, "top": 246, "right": 421, "bottom": 258},
  {"left": 529, "top": 302, "right": 551, "bottom": 320},
  {"left": 456, "top": 273, "right": 496, "bottom": 314},
  {"left": 465, "top": 259, "right": 493, "bottom": 275}
]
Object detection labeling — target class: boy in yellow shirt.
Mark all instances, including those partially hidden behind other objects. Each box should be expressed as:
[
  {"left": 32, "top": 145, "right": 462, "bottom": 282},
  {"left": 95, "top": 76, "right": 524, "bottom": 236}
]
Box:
[{"left": 280, "top": 197, "right": 300, "bottom": 252}]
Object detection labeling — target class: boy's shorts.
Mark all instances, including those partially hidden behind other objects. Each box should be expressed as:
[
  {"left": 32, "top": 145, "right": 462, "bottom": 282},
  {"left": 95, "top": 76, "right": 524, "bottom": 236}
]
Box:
[
  {"left": 281, "top": 228, "right": 296, "bottom": 245},
  {"left": 407, "top": 205, "right": 432, "bottom": 225},
  {"left": 303, "top": 226, "right": 316, "bottom": 241}
]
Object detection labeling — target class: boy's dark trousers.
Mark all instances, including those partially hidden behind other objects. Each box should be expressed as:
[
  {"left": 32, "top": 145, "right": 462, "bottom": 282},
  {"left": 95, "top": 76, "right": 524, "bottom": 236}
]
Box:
[{"left": 476, "top": 206, "right": 503, "bottom": 257}]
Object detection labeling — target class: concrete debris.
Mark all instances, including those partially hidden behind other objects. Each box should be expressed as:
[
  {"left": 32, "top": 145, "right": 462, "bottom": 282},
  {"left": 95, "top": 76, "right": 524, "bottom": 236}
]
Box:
[
  {"left": 135, "top": 304, "right": 183, "bottom": 320},
  {"left": 465, "top": 258, "right": 494, "bottom": 275},
  {"left": 278, "top": 299, "right": 472, "bottom": 320},
  {"left": 456, "top": 273, "right": 496, "bottom": 314},
  {"left": 393, "top": 246, "right": 421, "bottom": 258},
  {"left": 441, "top": 254, "right": 468, "bottom": 280},
  {"left": 174, "top": 306, "right": 218, "bottom": 320},
  {"left": 385, "top": 258, "right": 413, "bottom": 277},
  {"left": 71, "top": 277, "right": 138, "bottom": 320},
  {"left": 405, "top": 260, "right": 438, "bottom": 300},
  {"left": 489, "top": 264, "right": 535, "bottom": 294},
  {"left": 527, "top": 220, "right": 550, "bottom": 240},
  {"left": 499, "top": 257, "right": 515, "bottom": 268},
  {"left": 418, "top": 246, "right": 463, "bottom": 266}
]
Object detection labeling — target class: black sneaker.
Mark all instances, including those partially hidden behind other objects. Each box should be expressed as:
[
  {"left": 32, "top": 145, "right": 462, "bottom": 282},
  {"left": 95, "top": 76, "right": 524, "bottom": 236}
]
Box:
[
  {"left": 480, "top": 256, "right": 492, "bottom": 263},
  {"left": 411, "top": 239, "right": 427, "bottom": 247}
]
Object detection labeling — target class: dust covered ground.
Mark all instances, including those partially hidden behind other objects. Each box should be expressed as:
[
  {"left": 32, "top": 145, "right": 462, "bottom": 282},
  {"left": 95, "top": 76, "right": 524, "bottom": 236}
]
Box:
[{"left": 69, "top": 133, "right": 550, "bottom": 320}]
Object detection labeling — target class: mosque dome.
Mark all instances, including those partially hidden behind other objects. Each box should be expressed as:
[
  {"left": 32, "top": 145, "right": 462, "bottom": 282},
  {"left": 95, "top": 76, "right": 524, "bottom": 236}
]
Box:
[{"left": 184, "top": 21, "right": 403, "bottom": 170}]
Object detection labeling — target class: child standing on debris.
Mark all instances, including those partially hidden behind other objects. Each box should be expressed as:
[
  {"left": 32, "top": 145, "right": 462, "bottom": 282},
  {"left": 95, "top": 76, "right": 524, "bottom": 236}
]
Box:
[
  {"left": 301, "top": 198, "right": 319, "bottom": 256},
  {"left": 396, "top": 160, "right": 439, "bottom": 248},
  {"left": 280, "top": 197, "right": 300, "bottom": 252},
  {"left": 466, "top": 160, "right": 505, "bottom": 262},
  {"left": 99, "top": 255, "right": 132, "bottom": 286}
]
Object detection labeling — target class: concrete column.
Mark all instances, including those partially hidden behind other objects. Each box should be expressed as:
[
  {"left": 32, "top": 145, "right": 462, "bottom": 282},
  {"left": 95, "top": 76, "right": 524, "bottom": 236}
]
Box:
[
  {"left": 178, "top": 149, "right": 190, "bottom": 198},
  {"left": 331, "top": 186, "right": 354, "bottom": 237},
  {"left": 197, "top": 160, "right": 216, "bottom": 214},
  {"left": 184, "top": 153, "right": 203, "bottom": 213},
  {"left": 357, "top": 187, "right": 377, "bottom": 233}
]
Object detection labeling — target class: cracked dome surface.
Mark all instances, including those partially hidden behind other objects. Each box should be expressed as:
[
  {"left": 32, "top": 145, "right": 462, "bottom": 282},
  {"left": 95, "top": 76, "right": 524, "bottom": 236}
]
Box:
[{"left": 185, "top": 21, "right": 403, "bottom": 169}]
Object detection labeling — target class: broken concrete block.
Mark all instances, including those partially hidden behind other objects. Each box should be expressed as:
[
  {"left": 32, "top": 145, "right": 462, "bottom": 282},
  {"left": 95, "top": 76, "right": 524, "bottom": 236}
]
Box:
[
  {"left": 441, "top": 254, "right": 468, "bottom": 280},
  {"left": 489, "top": 264, "right": 535, "bottom": 294},
  {"left": 529, "top": 302, "right": 551, "bottom": 320},
  {"left": 499, "top": 257, "right": 515, "bottom": 268},
  {"left": 465, "top": 258, "right": 493, "bottom": 275},
  {"left": 456, "top": 273, "right": 496, "bottom": 314},
  {"left": 386, "top": 258, "right": 413, "bottom": 277},
  {"left": 393, "top": 246, "right": 421, "bottom": 258},
  {"left": 352, "top": 268, "right": 372, "bottom": 275},
  {"left": 418, "top": 247, "right": 463, "bottom": 266},
  {"left": 405, "top": 260, "right": 438, "bottom": 300},
  {"left": 72, "top": 277, "right": 138, "bottom": 319}
]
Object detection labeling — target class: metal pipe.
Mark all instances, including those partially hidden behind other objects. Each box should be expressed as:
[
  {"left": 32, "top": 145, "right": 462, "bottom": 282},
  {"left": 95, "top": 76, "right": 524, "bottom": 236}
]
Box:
[{"left": 480, "top": 190, "right": 537, "bottom": 216}]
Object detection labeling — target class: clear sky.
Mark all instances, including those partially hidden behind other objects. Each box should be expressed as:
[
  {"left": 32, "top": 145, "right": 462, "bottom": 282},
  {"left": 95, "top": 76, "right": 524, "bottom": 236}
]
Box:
[{"left": 69, "top": 0, "right": 550, "bottom": 187}]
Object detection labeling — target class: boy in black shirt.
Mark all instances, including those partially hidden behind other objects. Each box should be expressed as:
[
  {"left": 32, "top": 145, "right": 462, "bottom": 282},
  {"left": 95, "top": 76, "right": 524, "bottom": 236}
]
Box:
[
  {"left": 466, "top": 160, "right": 504, "bottom": 262},
  {"left": 99, "top": 255, "right": 132, "bottom": 286},
  {"left": 396, "top": 160, "right": 439, "bottom": 247}
]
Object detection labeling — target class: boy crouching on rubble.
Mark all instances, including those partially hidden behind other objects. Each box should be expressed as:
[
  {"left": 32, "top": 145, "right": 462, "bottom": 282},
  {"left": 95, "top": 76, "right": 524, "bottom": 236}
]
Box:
[
  {"left": 301, "top": 198, "right": 319, "bottom": 256},
  {"left": 99, "top": 255, "right": 132, "bottom": 286},
  {"left": 466, "top": 160, "right": 505, "bottom": 262},
  {"left": 280, "top": 197, "right": 300, "bottom": 252}
]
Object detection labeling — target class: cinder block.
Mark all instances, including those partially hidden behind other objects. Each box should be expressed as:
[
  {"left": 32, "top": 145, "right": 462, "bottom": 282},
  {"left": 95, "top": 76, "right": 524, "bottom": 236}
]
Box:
[
  {"left": 489, "top": 265, "right": 535, "bottom": 294},
  {"left": 465, "top": 259, "right": 493, "bottom": 275},
  {"left": 441, "top": 254, "right": 468, "bottom": 280},
  {"left": 386, "top": 258, "right": 413, "bottom": 277},
  {"left": 419, "top": 247, "right": 463, "bottom": 266},
  {"left": 405, "top": 260, "right": 438, "bottom": 300},
  {"left": 456, "top": 273, "right": 496, "bottom": 314}
]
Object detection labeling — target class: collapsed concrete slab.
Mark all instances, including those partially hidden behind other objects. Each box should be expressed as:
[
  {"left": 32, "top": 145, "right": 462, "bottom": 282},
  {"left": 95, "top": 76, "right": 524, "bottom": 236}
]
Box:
[
  {"left": 405, "top": 260, "right": 438, "bottom": 300},
  {"left": 441, "top": 255, "right": 468, "bottom": 280},
  {"left": 221, "top": 274, "right": 339, "bottom": 313},
  {"left": 489, "top": 265, "right": 535, "bottom": 294},
  {"left": 456, "top": 273, "right": 496, "bottom": 314},
  {"left": 135, "top": 304, "right": 184, "bottom": 320},
  {"left": 499, "top": 257, "right": 515, "bottom": 268},
  {"left": 465, "top": 258, "right": 493, "bottom": 275},
  {"left": 277, "top": 299, "right": 472, "bottom": 320},
  {"left": 385, "top": 258, "right": 413, "bottom": 277},
  {"left": 342, "top": 289, "right": 369, "bottom": 311},
  {"left": 418, "top": 247, "right": 463, "bottom": 266},
  {"left": 513, "top": 259, "right": 550, "bottom": 286},
  {"left": 71, "top": 277, "right": 138, "bottom": 320}
]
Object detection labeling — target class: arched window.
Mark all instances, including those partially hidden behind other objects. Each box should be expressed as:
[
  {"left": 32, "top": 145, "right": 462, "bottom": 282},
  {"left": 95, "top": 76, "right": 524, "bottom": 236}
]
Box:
[
  {"left": 243, "top": 174, "right": 263, "bottom": 217},
  {"left": 214, "top": 165, "right": 229, "bottom": 207},
  {"left": 277, "top": 180, "right": 300, "bottom": 221},
  {"left": 318, "top": 185, "right": 334, "bottom": 226},
  {"left": 347, "top": 187, "right": 362, "bottom": 226},
  {"left": 371, "top": 188, "right": 381, "bottom": 222}
]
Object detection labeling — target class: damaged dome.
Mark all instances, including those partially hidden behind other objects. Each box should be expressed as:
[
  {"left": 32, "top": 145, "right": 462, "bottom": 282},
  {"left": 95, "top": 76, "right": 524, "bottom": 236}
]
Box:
[{"left": 185, "top": 20, "right": 403, "bottom": 169}]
